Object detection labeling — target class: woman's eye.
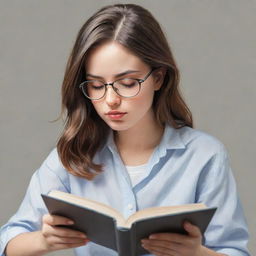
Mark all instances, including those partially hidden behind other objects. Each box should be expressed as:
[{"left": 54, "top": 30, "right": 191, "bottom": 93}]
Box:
[
  {"left": 92, "top": 85, "right": 104, "bottom": 90},
  {"left": 88, "top": 81, "right": 104, "bottom": 89},
  {"left": 119, "top": 80, "right": 137, "bottom": 87}
]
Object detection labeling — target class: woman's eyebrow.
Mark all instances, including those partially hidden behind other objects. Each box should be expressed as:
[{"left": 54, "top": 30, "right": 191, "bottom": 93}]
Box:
[{"left": 86, "top": 70, "right": 140, "bottom": 79}]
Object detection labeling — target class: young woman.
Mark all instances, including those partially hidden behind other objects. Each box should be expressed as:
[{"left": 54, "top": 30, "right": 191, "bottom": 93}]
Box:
[{"left": 0, "top": 3, "right": 249, "bottom": 256}]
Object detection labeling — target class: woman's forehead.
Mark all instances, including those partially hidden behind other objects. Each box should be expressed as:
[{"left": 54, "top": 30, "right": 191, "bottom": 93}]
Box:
[{"left": 85, "top": 41, "right": 148, "bottom": 75}]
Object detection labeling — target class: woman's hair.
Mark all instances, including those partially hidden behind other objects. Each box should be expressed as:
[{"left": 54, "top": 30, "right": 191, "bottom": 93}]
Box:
[{"left": 57, "top": 3, "right": 193, "bottom": 179}]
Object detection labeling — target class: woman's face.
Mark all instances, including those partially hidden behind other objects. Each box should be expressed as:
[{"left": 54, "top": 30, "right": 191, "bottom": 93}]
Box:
[{"left": 85, "top": 41, "right": 163, "bottom": 132}]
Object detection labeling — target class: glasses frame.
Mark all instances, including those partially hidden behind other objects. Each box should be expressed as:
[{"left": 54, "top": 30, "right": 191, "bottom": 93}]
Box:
[{"left": 79, "top": 68, "right": 156, "bottom": 100}]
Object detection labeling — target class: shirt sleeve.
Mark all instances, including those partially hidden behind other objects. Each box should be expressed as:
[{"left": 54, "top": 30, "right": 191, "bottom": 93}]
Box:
[
  {"left": 196, "top": 143, "right": 250, "bottom": 256},
  {"left": 0, "top": 149, "right": 70, "bottom": 256}
]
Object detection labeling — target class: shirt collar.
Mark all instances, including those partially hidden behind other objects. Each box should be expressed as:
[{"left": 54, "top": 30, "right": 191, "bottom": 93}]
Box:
[
  {"left": 155, "top": 124, "right": 186, "bottom": 161},
  {"left": 105, "top": 129, "right": 118, "bottom": 155},
  {"left": 161, "top": 124, "right": 186, "bottom": 150}
]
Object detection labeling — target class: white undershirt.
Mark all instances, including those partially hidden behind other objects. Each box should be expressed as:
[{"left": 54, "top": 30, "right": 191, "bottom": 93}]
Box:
[{"left": 125, "top": 163, "right": 147, "bottom": 187}]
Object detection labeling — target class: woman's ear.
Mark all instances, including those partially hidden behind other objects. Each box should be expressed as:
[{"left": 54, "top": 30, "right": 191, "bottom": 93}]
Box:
[{"left": 153, "top": 67, "right": 166, "bottom": 91}]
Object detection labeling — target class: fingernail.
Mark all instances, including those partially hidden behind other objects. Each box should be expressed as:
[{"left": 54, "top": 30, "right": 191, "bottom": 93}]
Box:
[
  {"left": 67, "top": 220, "right": 74, "bottom": 224},
  {"left": 184, "top": 221, "right": 191, "bottom": 227},
  {"left": 80, "top": 234, "right": 87, "bottom": 238},
  {"left": 142, "top": 243, "right": 148, "bottom": 248},
  {"left": 149, "top": 235, "right": 156, "bottom": 239}
]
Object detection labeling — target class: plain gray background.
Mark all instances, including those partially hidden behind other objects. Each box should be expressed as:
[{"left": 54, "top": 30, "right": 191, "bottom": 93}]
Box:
[{"left": 0, "top": 0, "right": 255, "bottom": 255}]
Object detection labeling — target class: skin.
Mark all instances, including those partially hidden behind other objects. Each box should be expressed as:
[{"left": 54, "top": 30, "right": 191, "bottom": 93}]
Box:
[
  {"left": 5, "top": 41, "right": 227, "bottom": 256},
  {"left": 85, "top": 41, "right": 166, "bottom": 165}
]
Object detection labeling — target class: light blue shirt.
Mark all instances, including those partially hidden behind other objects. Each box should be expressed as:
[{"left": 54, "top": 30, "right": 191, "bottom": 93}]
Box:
[{"left": 0, "top": 125, "right": 250, "bottom": 256}]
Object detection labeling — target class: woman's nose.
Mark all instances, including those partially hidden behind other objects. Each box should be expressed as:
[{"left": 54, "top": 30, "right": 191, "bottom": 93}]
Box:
[{"left": 105, "top": 85, "right": 121, "bottom": 106}]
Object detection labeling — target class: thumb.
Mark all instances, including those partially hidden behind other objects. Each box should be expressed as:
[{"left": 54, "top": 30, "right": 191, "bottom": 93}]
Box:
[{"left": 184, "top": 221, "right": 202, "bottom": 238}]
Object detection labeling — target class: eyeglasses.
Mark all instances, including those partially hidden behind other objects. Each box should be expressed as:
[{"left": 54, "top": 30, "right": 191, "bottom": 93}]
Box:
[{"left": 79, "top": 68, "right": 155, "bottom": 100}]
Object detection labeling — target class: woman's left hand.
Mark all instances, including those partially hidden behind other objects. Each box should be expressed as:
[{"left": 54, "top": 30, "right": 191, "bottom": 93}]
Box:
[{"left": 141, "top": 221, "right": 203, "bottom": 256}]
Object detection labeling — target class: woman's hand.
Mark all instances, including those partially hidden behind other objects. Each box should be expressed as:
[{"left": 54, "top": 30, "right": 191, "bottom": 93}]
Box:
[
  {"left": 40, "top": 214, "right": 89, "bottom": 253},
  {"left": 141, "top": 221, "right": 203, "bottom": 256}
]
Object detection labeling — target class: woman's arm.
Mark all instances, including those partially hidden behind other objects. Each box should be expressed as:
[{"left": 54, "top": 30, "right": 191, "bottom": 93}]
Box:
[
  {"left": 5, "top": 214, "right": 88, "bottom": 256},
  {"left": 1, "top": 150, "right": 89, "bottom": 255},
  {"left": 6, "top": 231, "right": 49, "bottom": 256}
]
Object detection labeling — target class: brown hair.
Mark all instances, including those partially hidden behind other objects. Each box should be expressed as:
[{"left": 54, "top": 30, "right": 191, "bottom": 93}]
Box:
[{"left": 57, "top": 3, "right": 193, "bottom": 179}]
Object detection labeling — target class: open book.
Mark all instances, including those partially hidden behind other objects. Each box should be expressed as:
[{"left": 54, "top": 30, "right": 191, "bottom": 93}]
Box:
[{"left": 42, "top": 190, "right": 216, "bottom": 256}]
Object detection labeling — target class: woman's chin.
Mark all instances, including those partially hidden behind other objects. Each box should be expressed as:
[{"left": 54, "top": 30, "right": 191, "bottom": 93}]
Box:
[{"left": 105, "top": 120, "right": 131, "bottom": 132}]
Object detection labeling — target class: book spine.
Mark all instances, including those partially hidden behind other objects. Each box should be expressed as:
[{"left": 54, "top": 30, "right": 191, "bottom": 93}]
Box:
[
  {"left": 130, "top": 223, "right": 137, "bottom": 256},
  {"left": 115, "top": 227, "right": 131, "bottom": 256}
]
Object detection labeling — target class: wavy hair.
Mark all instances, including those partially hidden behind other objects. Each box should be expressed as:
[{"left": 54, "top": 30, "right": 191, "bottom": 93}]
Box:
[{"left": 57, "top": 3, "right": 193, "bottom": 179}]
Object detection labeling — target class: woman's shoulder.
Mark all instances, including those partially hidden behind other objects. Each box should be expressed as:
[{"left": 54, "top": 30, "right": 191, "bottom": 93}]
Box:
[
  {"left": 43, "top": 147, "right": 63, "bottom": 168},
  {"left": 37, "top": 147, "right": 68, "bottom": 178},
  {"left": 176, "top": 126, "right": 228, "bottom": 156}
]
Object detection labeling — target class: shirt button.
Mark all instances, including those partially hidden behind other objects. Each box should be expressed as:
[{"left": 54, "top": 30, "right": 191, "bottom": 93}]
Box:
[{"left": 127, "top": 204, "right": 133, "bottom": 210}]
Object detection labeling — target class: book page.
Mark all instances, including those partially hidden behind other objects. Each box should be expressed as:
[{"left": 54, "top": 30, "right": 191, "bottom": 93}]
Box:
[
  {"left": 124, "top": 203, "right": 207, "bottom": 228},
  {"left": 48, "top": 191, "right": 207, "bottom": 229},
  {"left": 48, "top": 190, "right": 126, "bottom": 226}
]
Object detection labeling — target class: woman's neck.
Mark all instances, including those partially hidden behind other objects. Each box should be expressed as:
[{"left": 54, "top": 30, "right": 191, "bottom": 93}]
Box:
[{"left": 114, "top": 121, "right": 165, "bottom": 153}]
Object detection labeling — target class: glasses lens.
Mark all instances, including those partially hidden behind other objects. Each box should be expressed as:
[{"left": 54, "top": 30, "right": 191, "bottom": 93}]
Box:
[
  {"left": 114, "top": 79, "right": 140, "bottom": 97},
  {"left": 82, "top": 81, "right": 105, "bottom": 100}
]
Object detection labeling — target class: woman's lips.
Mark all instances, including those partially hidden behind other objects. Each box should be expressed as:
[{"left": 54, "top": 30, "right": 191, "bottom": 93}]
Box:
[{"left": 106, "top": 111, "right": 127, "bottom": 120}]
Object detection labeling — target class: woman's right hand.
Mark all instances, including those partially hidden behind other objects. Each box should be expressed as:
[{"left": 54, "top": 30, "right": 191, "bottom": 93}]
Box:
[{"left": 40, "top": 214, "right": 89, "bottom": 252}]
